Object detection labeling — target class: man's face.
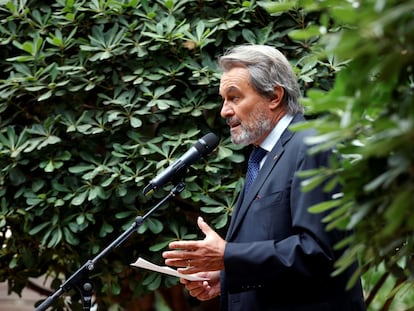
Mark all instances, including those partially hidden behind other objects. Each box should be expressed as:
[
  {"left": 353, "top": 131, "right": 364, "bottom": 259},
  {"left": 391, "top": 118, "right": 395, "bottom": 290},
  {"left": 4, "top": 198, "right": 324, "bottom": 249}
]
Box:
[{"left": 219, "top": 67, "right": 273, "bottom": 146}]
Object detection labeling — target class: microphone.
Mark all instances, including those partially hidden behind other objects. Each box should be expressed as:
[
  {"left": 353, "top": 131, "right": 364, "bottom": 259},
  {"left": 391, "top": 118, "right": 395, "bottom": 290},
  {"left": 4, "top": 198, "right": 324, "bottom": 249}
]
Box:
[{"left": 143, "top": 133, "right": 219, "bottom": 195}]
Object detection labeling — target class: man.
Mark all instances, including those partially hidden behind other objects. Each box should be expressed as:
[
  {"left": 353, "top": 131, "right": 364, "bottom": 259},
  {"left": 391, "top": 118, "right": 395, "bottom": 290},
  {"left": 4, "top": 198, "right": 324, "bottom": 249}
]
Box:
[{"left": 163, "top": 45, "right": 366, "bottom": 311}]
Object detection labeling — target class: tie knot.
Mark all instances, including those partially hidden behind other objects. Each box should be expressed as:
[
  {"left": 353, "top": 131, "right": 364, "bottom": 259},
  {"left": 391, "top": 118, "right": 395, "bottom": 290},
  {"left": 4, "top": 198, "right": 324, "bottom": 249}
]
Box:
[{"left": 248, "top": 146, "right": 267, "bottom": 164}]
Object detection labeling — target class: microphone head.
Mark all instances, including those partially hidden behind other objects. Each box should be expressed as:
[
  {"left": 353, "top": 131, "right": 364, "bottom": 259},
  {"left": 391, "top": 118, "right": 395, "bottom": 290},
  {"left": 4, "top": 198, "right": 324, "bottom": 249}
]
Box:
[
  {"left": 143, "top": 133, "right": 219, "bottom": 195},
  {"left": 195, "top": 133, "right": 219, "bottom": 156}
]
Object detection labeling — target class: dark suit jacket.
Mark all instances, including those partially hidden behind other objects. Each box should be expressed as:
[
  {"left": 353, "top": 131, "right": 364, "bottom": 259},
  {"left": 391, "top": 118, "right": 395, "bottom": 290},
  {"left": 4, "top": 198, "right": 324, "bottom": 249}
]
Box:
[{"left": 220, "top": 114, "right": 366, "bottom": 311}]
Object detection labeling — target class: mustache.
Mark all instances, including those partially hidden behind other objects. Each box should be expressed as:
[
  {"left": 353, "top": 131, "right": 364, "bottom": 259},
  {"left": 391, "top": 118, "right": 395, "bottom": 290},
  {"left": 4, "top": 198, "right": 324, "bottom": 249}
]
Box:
[{"left": 226, "top": 117, "right": 241, "bottom": 126}]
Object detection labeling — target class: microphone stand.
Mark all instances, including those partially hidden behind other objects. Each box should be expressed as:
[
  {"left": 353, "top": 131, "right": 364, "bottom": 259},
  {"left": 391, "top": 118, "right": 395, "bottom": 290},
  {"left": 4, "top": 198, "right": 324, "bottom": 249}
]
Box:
[{"left": 35, "top": 181, "right": 186, "bottom": 311}]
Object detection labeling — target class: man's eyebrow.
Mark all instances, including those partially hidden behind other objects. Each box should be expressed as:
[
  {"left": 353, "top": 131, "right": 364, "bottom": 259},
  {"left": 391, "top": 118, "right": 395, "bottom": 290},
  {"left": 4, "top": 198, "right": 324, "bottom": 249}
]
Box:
[{"left": 220, "top": 86, "right": 239, "bottom": 95}]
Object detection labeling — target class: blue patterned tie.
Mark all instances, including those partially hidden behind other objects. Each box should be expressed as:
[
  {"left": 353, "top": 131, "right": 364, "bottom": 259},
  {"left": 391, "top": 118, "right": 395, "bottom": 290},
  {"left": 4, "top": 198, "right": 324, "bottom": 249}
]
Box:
[{"left": 244, "top": 146, "right": 267, "bottom": 195}]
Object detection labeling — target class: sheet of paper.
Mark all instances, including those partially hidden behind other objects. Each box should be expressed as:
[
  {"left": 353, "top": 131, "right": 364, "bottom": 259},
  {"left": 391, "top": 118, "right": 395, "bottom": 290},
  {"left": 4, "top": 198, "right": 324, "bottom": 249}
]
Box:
[{"left": 131, "top": 257, "right": 209, "bottom": 281}]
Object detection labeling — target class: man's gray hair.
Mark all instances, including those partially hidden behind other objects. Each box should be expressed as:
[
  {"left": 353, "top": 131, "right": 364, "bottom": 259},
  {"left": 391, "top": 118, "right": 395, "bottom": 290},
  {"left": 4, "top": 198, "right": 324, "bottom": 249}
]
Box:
[{"left": 219, "top": 45, "right": 304, "bottom": 114}]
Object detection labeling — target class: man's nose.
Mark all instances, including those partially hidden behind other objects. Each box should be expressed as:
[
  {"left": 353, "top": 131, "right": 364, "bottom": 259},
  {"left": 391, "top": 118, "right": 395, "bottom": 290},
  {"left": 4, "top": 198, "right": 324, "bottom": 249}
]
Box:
[{"left": 220, "top": 101, "right": 233, "bottom": 118}]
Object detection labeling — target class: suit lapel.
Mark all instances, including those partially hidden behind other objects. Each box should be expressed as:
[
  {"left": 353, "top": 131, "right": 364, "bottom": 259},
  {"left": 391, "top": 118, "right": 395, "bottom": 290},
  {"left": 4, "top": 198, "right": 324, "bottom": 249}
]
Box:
[
  {"left": 226, "top": 133, "right": 288, "bottom": 240},
  {"left": 226, "top": 114, "right": 304, "bottom": 241}
]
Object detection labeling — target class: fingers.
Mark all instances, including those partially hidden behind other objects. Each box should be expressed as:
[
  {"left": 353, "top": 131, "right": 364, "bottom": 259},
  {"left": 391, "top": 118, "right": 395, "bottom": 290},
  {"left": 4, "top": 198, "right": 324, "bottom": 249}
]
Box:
[
  {"left": 163, "top": 217, "right": 225, "bottom": 273},
  {"left": 167, "top": 217, "right": 212, "bottom": 251},
  {"left": 188, "top": 284, "right": 210, "bottom": 299},
  {"left": 168, "top": 240, "right": 198, "bottom": 250},
  {"left": 166, "top": 217, "right": 213, "bottom": 252},
  {"left": 162, "top": 218, "right": 205, "bottom": 261},
  {"left": 184, "top": 280, "right": 211, "bottom": 300},
  {"left": 197, "top": 216, "right": 213, "bottom": 236},
  {"left": 163, "top": 252, "right": 196, "bottom": 269},
  {"left": 180, "top": 271, "right": 221, "bottom": 301}
]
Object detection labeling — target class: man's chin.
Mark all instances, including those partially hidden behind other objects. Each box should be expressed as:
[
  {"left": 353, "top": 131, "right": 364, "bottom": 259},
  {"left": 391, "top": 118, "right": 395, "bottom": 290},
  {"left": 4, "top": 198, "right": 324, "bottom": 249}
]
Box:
[{"left": 230, "top": 132, "right": 251, "bottom": 146}]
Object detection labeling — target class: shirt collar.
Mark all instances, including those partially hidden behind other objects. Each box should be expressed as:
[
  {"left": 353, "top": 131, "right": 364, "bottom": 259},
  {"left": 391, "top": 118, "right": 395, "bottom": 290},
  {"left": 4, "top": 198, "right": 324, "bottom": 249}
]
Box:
[{"left": 260, "top": 114, "right": 294, "bottom": 152}]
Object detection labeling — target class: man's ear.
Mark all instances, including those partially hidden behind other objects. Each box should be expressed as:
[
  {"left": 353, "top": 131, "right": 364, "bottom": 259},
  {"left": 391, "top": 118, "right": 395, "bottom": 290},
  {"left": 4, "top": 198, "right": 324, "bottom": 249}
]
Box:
[{"left": 269, "top": 86, "right": 284, "bottom": 110}]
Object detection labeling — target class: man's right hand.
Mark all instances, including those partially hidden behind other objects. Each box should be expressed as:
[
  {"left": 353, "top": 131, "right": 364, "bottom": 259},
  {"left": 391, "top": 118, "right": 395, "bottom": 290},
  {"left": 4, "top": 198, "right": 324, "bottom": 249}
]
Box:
[{"left": 181, "top": 270, "right": 221, "bottom": 301}]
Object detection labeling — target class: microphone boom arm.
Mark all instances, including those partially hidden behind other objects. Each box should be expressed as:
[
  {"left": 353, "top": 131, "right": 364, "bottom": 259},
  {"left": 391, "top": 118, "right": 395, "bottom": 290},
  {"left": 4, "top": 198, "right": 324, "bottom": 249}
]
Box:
[{"left": 35, "top": 181, "right": 186, "bottom": 311}]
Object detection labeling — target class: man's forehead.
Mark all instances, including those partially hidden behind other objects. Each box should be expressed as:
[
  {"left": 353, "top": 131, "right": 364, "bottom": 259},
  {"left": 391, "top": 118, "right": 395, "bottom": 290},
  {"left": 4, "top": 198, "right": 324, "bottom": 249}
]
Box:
[
  {"left": 219, "top": 69, "right": 249, "bottom": 94},
  {"left": 219, "top": 85, "right": 239, "bottom": 95}
]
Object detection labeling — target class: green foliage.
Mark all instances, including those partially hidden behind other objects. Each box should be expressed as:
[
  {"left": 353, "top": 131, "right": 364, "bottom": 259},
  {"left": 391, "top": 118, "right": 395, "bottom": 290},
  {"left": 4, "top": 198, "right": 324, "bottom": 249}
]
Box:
[
  {"left": 0, "top": 0, "right": 331, "bottom": 309},
  {"left": 2, "top": 0, "right": 411, "bottom": 309},
  {"left": 281, "top": 0, "right": 414, "bottom": 309}
]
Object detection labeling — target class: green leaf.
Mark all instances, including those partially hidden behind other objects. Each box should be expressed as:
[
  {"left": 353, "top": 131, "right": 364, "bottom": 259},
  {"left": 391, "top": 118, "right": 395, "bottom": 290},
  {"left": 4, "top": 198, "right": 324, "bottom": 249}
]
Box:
[
  {"left": 300, "top": 174, "right": 328, "bottom": 192},
  {"left": 149, "top": 239, "right": 173, "bottom": 252},
  {"left": 63, "top": 227, "right": 80, "bottom": 245},
  {"left": 38, "top": 90, "right": 53, "bottom": 101},
  {"left": 308, "top": 199, "right": 341, "bottom": 213},
  {"left": 146, "top": 218, "right": 163, "bottom": 234},
  {"left": 71, "top": 191, "right": 88, "bottom": 206},
  {"left": 99, "top": 222, "right": 114, "bottom": 237},
  {"left": 69, "top": 165, "right": 95, "bottom": 174},
  {"left": 258, "top": 0, "right": 297, "bottom": 14},
  {"left": 147, "top": 274, "right": 162, "bottom": 291},
  {"left": 289, "top": 25, "right": 323, "bottom": 40},
  {"left": 9, "top": 167, "right": 26, "bottom": 186},
  {"left": 29, "top": 222, "right": 50, "bottom": 235}
]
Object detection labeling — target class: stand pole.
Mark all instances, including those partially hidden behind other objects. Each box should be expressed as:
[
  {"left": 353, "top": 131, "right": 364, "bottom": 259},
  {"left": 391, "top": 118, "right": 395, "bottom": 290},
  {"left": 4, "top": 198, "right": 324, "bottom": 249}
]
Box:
[{"left": 35, "top": 182, "right": 186, "bottom": 311}]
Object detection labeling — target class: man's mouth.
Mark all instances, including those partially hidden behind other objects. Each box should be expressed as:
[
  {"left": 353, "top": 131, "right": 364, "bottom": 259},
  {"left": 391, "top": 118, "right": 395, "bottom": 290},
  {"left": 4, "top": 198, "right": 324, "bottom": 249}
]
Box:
[{"left": 227, "top": 118, "right": 241, "bottom": 129}]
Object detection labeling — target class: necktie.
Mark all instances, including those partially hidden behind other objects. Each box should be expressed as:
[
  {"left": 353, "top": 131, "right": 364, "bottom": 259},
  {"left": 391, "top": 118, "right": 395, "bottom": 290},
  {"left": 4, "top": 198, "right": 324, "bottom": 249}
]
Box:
[{"left": 244, "top": 146, "right": 267, "bottom": 195}]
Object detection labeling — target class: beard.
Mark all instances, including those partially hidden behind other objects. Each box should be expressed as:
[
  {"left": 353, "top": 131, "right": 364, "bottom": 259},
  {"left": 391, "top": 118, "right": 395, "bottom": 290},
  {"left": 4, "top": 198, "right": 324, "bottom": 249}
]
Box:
[{"left": 229, "top": 109, "right": 273, "bottom": 146}]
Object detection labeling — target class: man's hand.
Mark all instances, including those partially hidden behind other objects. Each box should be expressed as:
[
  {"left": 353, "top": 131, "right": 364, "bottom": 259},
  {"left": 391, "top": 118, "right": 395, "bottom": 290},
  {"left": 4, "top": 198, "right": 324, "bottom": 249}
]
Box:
[
  {"left": 162, "top": 216, "right": 226, "bottom": 274},
  {"left": 180, "top": 271, "right": 221, "bottom": 301}
]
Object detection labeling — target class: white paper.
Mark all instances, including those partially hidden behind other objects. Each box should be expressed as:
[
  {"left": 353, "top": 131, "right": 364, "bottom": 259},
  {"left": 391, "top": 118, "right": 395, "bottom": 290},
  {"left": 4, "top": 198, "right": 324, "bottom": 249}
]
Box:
[{"left": 131, "top": 257, "right": 209, "bottom": 281}]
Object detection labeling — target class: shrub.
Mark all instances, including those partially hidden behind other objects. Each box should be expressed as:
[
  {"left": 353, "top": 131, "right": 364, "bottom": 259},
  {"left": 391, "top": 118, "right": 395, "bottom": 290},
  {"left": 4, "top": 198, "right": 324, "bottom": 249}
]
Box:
[{"left": 0, "top": 0, "right": 331, "bottom": 309}]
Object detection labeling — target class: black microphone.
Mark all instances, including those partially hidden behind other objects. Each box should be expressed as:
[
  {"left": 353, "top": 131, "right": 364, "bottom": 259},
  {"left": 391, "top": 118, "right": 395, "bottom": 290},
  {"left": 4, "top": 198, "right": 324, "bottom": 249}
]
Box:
[{"left": 143, "top": 133, "right": 219, "bottom": 195}]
